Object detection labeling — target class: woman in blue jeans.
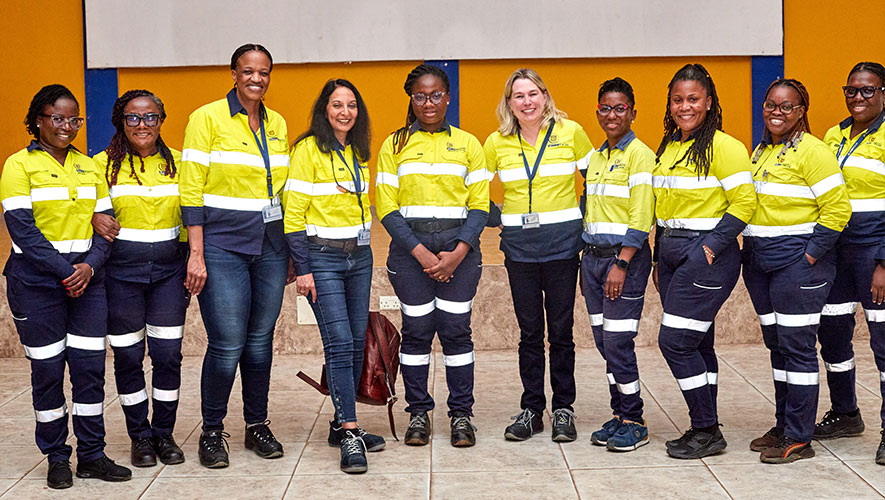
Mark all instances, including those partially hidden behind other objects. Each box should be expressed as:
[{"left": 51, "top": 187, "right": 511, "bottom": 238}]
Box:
[
  {"left": 180, "top": 44, "right": 292, "bottom": 469},
  {"left": 285, "top": 78, "right": 384, "bottom": 474}
]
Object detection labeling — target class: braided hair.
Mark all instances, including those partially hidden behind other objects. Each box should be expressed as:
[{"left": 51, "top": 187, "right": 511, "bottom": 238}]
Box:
[
  {"left": 762, "top": 78, "right": 811, "bottom": 138},
  {"left": 231, "top": 43, "right": 273, "bottom": 71},
  {"left": 25, "top": 84, "right": 78, "bottom": 138},
  {"left": 656, "top": 63, "right": 723, "bottom": 177},
  {"left": 393, "top": 64, "right": 449, "bottom": 153},
  {"left": 598, "top": 77, "right": 635, "bottom": 107},
  {"left": 848, "top": 61, "right": 885, "bottom": 86},
  {"left": 103, "top": 89, "right": 175, "bottom": 186}
]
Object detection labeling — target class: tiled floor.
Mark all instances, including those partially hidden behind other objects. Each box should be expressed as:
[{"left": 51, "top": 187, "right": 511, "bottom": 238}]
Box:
[{"left": 1, "top": 344, "right": 884, "bottom": 499}]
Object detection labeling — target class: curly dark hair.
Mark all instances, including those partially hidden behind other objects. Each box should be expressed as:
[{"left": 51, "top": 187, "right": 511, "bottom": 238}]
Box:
[
  {"left": 598, "top": 77, "right": 635, "bottom": 107},
  {"left": 656, "top": 64, "right": 723, "bottom": 177},
  {"left": 24, "top": 84, "right": 78, "bottom": 139},
  {"left": 102, "top": 89, "right": 175, "bottom": 186},
  {"left": 294, "top": 79, "right": 371, "bottom": 162},
  {"left": 393, "top": 64, "right": 450, "bottom": 153}
]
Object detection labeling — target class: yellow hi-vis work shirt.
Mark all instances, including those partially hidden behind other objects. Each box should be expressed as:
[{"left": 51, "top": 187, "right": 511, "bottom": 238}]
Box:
[
  {"left": 375, "top": 122, "right": 489, "bottom": 252},
  {"left": 744, "top": 133, "right": 851, "bottom": 269},
  {"left": 1, "top": 142, "right": 113, "bottom": 287},
  {"left": 653, "top": 130, "right": 757, "bottom": 255},
  {"left": 284, "top": 137, "right": 371, "bottom": 275},
  {"left": 94, "top": 149, "right": 186, "bottom": 283},
  {"left": 584, "top": 130, "right": 655, "bottom": 249},
  {"left": 180, "top": 88, "right": 289, "bottom": 255},
  {"left": 483, "top": 118, "right": 593, "bottom": 261}
]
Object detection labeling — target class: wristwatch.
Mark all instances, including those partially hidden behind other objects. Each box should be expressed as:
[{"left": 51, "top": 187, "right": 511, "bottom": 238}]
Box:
[{"left": 615, "top": 258, "right": 630, "bottom": 270}]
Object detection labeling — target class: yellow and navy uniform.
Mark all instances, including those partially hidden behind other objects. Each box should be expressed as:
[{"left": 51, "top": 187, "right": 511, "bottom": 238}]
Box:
[
  {"left": 584, "top": 130, "right": 655, "bottom": 248},
  {"left": 94, "top": 149, "right": 186, "bottom": 283},
  {"left": 284, "top": 137, "right": 370, "bottom": 275},
  {"left": 1, "top": 141, "right": 113, "bottom": 287},
  {"left": 484, "top": 118, "right": 593, "bottom": 260},
  {"left": 180, "top": 88, "right": 289, "bottom": 255},
  {"left": 743, "top": 133, "right": 851, "bottom": 269},
  {"left": 653, "top": 130, "right": 757, "bottom": 254},
  {"left": 375, "top": 121, "right": 489, "bottom": 250},
  {"left": 823, "top": 111, "right": 885, "bottom": 257}
]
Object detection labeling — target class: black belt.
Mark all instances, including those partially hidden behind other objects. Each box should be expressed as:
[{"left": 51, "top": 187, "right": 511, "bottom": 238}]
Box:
[
  {"left": 584, "top": 244, "right": 621, "bottom": 258},
  {"left": 307, "top": 236, "right": 359, "bottom": 252},
  {"left": 661, "top": 228, "right": 711, "bottom": 238},
  {"left": 408, "top": 219, "right": 463, "bottom": 233}
]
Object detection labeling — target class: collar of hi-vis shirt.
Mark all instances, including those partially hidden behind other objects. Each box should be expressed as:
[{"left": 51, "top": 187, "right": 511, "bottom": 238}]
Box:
[
  {"left": 598, "top": 130, "right": 636, "bottom": 153},
  {"left": 27, "top": 140, "right": 80, "bottom": 154},
  {"left": 226, "top": 87, "right": 267, "bottom": 122},
  {"left": 839, "top": 109, "right": 885, "bottom": 134},
  {"left": 409, "top": 120, "right": 452, "bottom": 136}
]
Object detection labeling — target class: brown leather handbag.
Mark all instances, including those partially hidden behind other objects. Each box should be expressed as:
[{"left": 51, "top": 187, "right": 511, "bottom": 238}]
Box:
[{"left": 297, "top": 311, "right": 401, "bottom": 440}]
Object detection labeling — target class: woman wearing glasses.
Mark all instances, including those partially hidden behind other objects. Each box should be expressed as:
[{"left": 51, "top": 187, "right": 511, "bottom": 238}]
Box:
[
  {"left": 0, "top": 84, "right": 130, "bottom": 488},
  {"left": 653, "top": 64, "right": 756, "bottom": 459},
  {"left": 285, "top": 79, "right": 385, "bottom": 474},
  {"left": 92, "top": 90, "right": 187, "bottom": 468},
  {"left": 581, "top": 77, "right": 655, "bottom": 452},
  {"left": 180, "top": 43, "right": 290, "bottom": 469},
  {"left": 742, "top": 78, "right": 850, "bottom": 463},
  {"left": 376, "top": 63, "right": 489, "bottom": 448},
  {"left": 483, "top": 68, "right": 592, "bottom": 443},
  {"left": 817, "top": 62, "right": 885, "bottom": 464}
]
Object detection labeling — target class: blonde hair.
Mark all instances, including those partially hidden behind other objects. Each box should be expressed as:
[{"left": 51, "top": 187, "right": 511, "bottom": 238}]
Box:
[{"left": 495, "top": 68, "right": 566, "bottom": 136}]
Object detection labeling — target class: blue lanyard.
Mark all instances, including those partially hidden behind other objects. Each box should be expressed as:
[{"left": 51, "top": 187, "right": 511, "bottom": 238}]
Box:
[
  {"left": 335, "top": 147, "right": 366, "bottom": 227},
  {"left": 250, "top": 119, "right": 274, "bottom": 199},
  {"left": 517, "top": 118, "right": 555, "bottom": 212},
  {"left": 835, "top": 128, "right": 874, "bottom": 169}
]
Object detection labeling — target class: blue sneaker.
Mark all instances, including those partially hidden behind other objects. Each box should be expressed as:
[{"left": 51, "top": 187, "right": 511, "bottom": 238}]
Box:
[
  {"left": 590, "top": 416, "right": 622, "bottom": 446},
  {"left": 606, "top": 419, "right": 649, "bottom": 452}
]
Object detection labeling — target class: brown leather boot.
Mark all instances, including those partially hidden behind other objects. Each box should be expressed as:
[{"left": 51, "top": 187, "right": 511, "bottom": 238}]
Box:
[{"left": 749, "top": 426, "right": 783, "bottom": 452}]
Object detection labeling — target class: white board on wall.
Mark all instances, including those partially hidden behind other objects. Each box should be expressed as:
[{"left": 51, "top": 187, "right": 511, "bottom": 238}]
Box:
[{"left": 85, "top": 0, "right": 783, "bottom": 69}]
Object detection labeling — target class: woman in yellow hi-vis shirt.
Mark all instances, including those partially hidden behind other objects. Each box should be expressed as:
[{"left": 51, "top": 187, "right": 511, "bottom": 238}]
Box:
[
  {"left": 92, "top": 89, "right": 187, "bottom": 469},
  {"left": 376, "top": 64, "right": 489, "bottom": 448},
  {"left": 483, "top": 68, "right": 592, "bottom": 443},
  {"left": 179, "top": 44, "right": 290, "bottom": 469},
  {"left": 0, "top": 84, "right": 130, "bottom": 488},
  {"left": 652, "top": 63, "right": 757, "bottom": 460},
  {"left": 285, "top": 78, "right": 385, "bottom": 474}
]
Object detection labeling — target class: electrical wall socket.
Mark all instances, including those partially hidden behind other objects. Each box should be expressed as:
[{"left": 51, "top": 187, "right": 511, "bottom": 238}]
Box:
[
  {"left": 379, "top": 296, "right": 401, "bottom": 310},
  {"left": 296, "top": 296, "right": 318, "bottom": 325}
]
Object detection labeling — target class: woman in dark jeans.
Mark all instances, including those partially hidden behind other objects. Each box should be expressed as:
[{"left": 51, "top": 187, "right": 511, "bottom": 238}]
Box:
[{"left": 285, "top": 78, "right": 384, "bottom": 474}]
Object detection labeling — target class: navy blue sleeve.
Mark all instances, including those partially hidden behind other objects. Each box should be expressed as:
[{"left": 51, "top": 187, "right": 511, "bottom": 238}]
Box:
[
  {"left": 286, "top": 230, "right": 311, "bottom": 276},
  {"left": 83, "top": 206, "right": 115, "bottom": 272},
  {"left": 652, "top": 225, "right": 661, "bottom": 263},
  {"left": 804, "top": 224, "right": 842, "bottom": 260},
  {"left": 702, "top": 212, "right": 747, "bottom": 255},
  {"left": 486, "top": 201, "right": 501, "bottom": 228},
  {"left": 4, "top": 210, "right": 75, "bottom": 279},
  {"left": 457, "top": 208, "right": 489, "bottom": 251},
  {"left": 181, "top": 206, "right": 204, "bottom": 227},
  {"left": 381, "top": 212, "right": 422, "bottom": 253}
]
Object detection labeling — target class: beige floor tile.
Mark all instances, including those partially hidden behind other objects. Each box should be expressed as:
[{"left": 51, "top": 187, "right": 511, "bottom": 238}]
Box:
[
  {"left": 0, "top": 417, "right": 43, "bottom": 446},
  {"left": 710, "top": 460, "right": 883, "bottom": 499},
  {"left": 431, "top": 433, "right": 567, "bottom": 472},
  {"left": 295, "top": 440, "right": 429, "bottom": 475},
  {"left": 0, "top": 393, "right": 32, "bottom": 417},
  {"left": 0, "top": 390, "right": 26, "bottom": 407},
  {"left": 432, "top": 470, "right": 576, "bottom": 499},
  {"left": 561, "top": 431, "right": 702, "bottom": 469},
  {"left": 700, "top": 430, "right": 837, "bottom": 465},
  {"left": 845, "top": 460, "right": 885, "bottom": 496},
  {"left": 0, "top": 446, "right": 44, "bottom": 479},
  {"left": 0, "top": 357, "right": 30, "bottom": 373},
  {"left": 643, "top": 376, "right": 771, "bottom": 408},
  {"left": 0, "top": 479, "right": 17, "bottom": 496},
  {"left": 2, "top": 477, "right": 151, "bottom": 500},
  {"left": 158, "top": 441, "right": 304, "bottom": 478},
  {"left": 141, "top": 475, "right": 290, "bottom": 500},
  {"left": 817, "top": 431, "right": 883, "bottom": 461},
  {"left": 286, "top": 472, "right": 429, "bottom": 499},
  {"left": 572, "top": 466, "right": 729, "bottom": 500}
]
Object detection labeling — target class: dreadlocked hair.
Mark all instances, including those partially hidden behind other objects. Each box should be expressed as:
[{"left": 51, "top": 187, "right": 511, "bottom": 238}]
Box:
[
  {"left": 104, "top": 89, "right": 175, "bottom": 187},
  {"left": 762, "top": 78, "right": 811, "bottom": 139},
  {"left": 656, "top": 63, "right": 723, "bottom": 177},
  {"left": 393, "top": 64, "right": 449, "bottom": 154},
  {"left": 849, "top": 61, "right": 885, "bottom": 86},
  {"left": 25, "top": 84, "right": 78, "bottom": 138}
]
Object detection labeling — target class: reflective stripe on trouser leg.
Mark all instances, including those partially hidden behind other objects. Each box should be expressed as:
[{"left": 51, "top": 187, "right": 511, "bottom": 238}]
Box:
[
  {"left": 387, "top": 242, "right": 437, "bottom": 414},
  {"left": 144, "top": 269, "right": 187, "bottom": 436},
  {"left": 869, "top": 304, "right": 885, "bottom": 427},
  {"left": 66, "top": 280, "right": 109, "bottom": 462},
  {"left": 581, "top": 252, "right": 619, "bottom": 414},
  {"left": 107, "top": 276, "right": 151, "bottom": 439},
  {"left": 437, "top": 247, "right": 482, "bottom": 417},
  {"left": 658, "top": 238, "right": 740, "bottom": 428}
]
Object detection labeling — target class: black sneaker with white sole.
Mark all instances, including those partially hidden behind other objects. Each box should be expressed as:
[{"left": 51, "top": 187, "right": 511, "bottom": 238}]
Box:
[{"left": 504, "top": 408, "right": 543, "bottom": 441}]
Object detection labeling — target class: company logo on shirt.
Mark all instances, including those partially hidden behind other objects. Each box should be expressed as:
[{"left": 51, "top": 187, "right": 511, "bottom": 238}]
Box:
[
  {"left": 446, "top": 142, "right": 466, "bottom": 152},
  {"left": 609, "top": 159, "right": 626, "bottom": 171},
  {"left": 74, "top": 164, "right": 87, "bottom": 174}
]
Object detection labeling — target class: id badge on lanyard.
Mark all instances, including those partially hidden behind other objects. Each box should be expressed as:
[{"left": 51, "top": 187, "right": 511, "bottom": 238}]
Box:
[
  {"left": 262, "top": 197, "right": 282, "bottom": 223},
  {"left": 252, "top": 119, "right": 282, "bottom": 223},
  {"left": 336, "top": 148, "right": 370, "bottom": 245},
  {"left": 518, "top": 119, "right": 554, "bottom": 230}
]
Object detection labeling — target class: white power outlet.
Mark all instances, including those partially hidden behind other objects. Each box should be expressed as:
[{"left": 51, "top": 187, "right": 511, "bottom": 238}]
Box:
[
  {"left": 379, "top": 296, "right": 401, "bottom": 310},
  {"left": 296, "top": 296, "right": 318, "bottom": 325}
]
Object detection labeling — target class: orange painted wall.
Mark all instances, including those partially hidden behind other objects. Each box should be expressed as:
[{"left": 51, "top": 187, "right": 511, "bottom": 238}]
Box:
[
  {"left": 783, "top": 0, "right": 885, "bottom": 135},
  {"left": 0, "top": 0, "right": 86, "bottom": 163}
]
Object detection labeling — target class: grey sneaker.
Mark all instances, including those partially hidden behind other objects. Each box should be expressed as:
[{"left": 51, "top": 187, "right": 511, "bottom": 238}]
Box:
[{"left": 551, "top": 408, "right": 577, "bottom": 442}]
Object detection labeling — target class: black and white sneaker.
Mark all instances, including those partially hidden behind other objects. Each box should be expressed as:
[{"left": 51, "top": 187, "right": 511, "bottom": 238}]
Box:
[
  {"left": 504, "top": 408, "right": 543, "bottom": 441},
  {"left": 551, "top": 408, "right": 577, "bottom": 442},
  {"left": 814, "top": 408, "right": 864, "bottom": 440},
  {"left": 245, "top": 420, "right": 284, "bottom": 459},
  {"left": 340, "top": 430, "right": 368, "bottom": 474},
  {"left": 328, "top": 420, "right": 386, "bottom": 452}
]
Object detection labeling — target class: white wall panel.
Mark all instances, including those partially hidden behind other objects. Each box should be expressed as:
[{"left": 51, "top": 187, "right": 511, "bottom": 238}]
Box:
[{"left": 85, "top": 0, "right": 783, "bottom": 69}]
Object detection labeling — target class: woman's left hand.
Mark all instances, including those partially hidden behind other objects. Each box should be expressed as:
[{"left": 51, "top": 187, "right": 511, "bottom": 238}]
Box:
[
  {"left": 63, "top": 263, "right": 92, "bottom": 298},
  {"left": 296, "top": 273, "right": 317, "bottom": 302},
  {"left": 871, "top": 265, "right": 885, "bottom": 305},
  {"left": 605, "top": 266, "right": 627, "bottom": 300},
  {"left": 426, "top": 242, "right": 469, "bottom": 282}
]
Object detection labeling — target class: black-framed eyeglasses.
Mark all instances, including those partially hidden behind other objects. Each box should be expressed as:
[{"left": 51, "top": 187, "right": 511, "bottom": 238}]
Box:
[
  {"left": 411, "top": 91, "right": 447, "bottom": 105},
  {"left": 123, "top": 113, "right": 161, "bottom": 127},
  {"left": 843, "top": 85, "right": 885, "bottom": 99},
  {"left": 597, "top": 104, "right": 630, "bottom": 116},
  {"left": 763, "top": 100, "right": 804, "bottom": 115},
  {"left": 40, "top": 113, "right": 84, "bottom": 130}
]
